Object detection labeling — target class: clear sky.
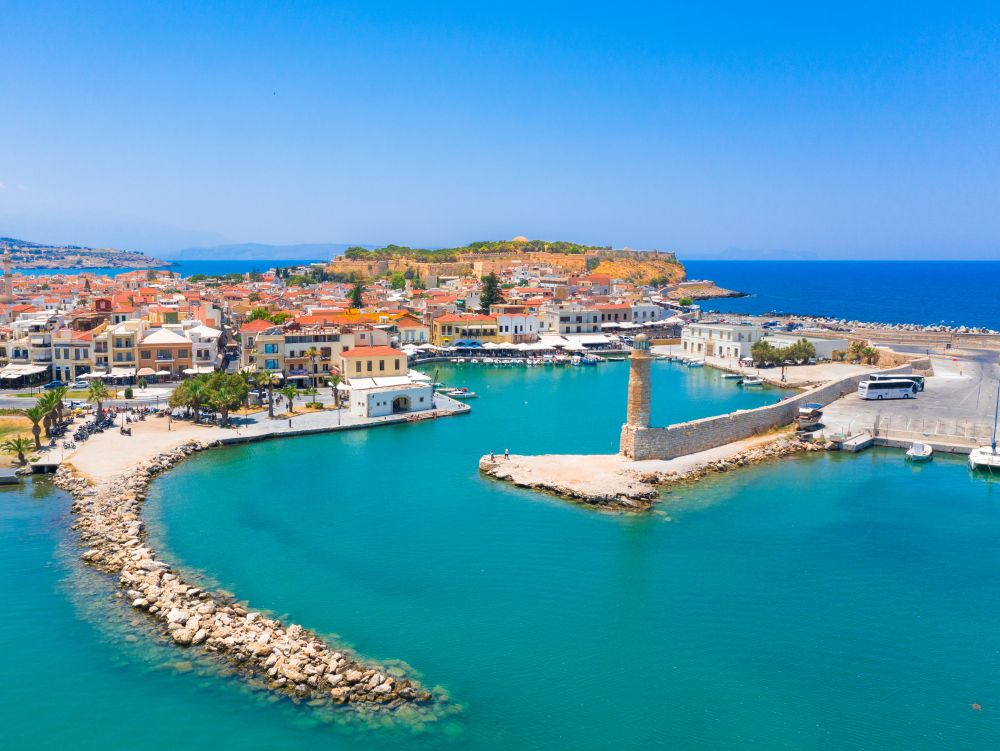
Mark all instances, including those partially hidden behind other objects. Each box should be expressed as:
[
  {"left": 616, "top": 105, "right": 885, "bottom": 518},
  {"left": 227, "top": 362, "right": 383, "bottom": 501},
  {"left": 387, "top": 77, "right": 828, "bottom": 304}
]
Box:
[{"left": 2, "top": 1, "right": 998, "bottom": 258}]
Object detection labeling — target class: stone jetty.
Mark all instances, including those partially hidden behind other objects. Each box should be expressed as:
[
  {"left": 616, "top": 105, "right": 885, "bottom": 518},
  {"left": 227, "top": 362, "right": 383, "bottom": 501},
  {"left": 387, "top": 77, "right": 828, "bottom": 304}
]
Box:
[
  {"left": 55, "top": 440, "right": 432, "bottom": 708},
  {"left": 480, "top": 434, "right": 826, "bottom": 511}
]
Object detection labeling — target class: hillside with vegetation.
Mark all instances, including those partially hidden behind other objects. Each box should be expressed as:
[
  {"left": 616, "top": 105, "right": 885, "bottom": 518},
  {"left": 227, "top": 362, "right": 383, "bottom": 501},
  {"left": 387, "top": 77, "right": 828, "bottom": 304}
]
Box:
[
  {"left": 341, "top": 239, "right": 610, "bottom": 263},
  {"left": 0, "top": 237, "right": 167, "bottom": 269},
  {"left": 590, "top": 254, "right": 686, "bottom": 286}
]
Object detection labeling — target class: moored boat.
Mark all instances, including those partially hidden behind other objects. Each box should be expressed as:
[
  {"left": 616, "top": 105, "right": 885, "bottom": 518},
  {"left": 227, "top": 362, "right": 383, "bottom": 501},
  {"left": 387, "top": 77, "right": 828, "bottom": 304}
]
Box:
[
  {"left": 970, "top": 384, "right": 1000, "bottom": 472},
  {"left": 721, "top": 373, "right": 743, "bottom": 379},
  {"left": 739, "top": 376, "right": 765, "bottom": 387},
  {"left": 905, "top": 442, "right": 934, "bottom": 462},
  {"left": 445, "top": 387, "right": 478, "bottom": 399},
  {"left": 686, "top": 359, "right": 705, "bottom": 368}
]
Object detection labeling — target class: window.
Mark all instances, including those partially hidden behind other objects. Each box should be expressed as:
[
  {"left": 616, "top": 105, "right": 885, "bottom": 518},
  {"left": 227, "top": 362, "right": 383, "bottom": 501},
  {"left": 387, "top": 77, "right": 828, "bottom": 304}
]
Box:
[
  {"left": 367, "top": 361, "right": 372, "bottom": 372},
  {"left": 355, "top": 362, "right": 361, "bottom": 373},
  {"left": 394, "top": 359, "right": 400, "bottom": 370},
  {"left": 141, "top": 350, "right": 151, "bottom": 359},
  {"left": 264, "top": 343, "right": 278, "bottom": 354},
  {"left": 379, "top": 359, "right": 384, "bottom": 371},
  {"left": 265, "top": 359, "right": 279, "bottom": 370}
]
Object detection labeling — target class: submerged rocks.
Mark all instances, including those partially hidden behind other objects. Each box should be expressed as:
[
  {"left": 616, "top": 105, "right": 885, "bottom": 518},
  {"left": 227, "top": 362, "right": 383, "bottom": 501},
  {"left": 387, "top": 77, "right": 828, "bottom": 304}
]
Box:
[{"left": 55, "top": 440, "right": 431, "bottom": 709}]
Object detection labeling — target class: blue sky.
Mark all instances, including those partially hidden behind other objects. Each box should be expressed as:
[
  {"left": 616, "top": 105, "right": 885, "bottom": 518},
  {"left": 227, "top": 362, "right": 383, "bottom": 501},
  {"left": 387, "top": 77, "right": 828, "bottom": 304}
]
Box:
[{"left": 1, "top": 2, "right": 998, "bottom": 258}]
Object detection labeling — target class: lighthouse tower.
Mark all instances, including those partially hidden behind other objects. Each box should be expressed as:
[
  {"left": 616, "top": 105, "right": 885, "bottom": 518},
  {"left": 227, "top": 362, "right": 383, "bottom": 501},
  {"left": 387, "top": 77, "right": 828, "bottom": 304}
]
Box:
[
  {"left": 625, "top": 333, "right": 652, "bottom": 428},
  {"left": 620, "top": 333, "right": 654, "bottom": 458}
]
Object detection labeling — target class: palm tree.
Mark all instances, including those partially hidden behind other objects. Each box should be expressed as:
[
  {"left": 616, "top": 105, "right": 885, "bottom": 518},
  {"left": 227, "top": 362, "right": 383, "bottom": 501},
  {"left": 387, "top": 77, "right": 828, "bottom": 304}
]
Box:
[
  {"left": 254, "top": 371, "right": 280, "bottom": 418},
  {"left": 87, "top": 379, "right": 110, "bottom": 419},
  {"left": 861, "top": 346, "right": 880, "bottom": 365},
  {"left": 185, "top": 375, "right": 210, "bottom": 423},
  {"left": 1, "top": 435, "right": 33, "bottom": 465},
  {"left": 330, "top": 372, "right": 343, "bottom": 409},
  {"left": 280, "top": 385, "right": 299, "bottom": 414},
  {"left": 848, "top": 340, "right": 868, "bottom": 364},
  {"left": 37, "top": 391, "right": 60, "bottom": 439},
  {"left": 51, "top": 385, "right": 68, "bottom": 424},
  {"left": 305, "top": 347, "right": 321, "bottom": 387},
  {"left": 25, "top": 405, "right": 46, "bottom": 450}
]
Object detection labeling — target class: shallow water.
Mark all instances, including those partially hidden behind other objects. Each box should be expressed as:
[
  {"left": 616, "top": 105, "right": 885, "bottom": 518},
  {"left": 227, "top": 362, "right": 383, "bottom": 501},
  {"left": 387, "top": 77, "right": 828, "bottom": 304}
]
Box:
[{"left": 5, "top": 363, "right": 1000, "bottom": 749}]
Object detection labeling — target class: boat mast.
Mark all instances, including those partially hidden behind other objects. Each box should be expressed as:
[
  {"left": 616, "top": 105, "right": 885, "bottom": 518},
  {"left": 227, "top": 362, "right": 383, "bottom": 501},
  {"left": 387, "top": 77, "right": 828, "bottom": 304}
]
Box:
[{"left": 993, "top": 381, "right": 999, "bottom": 455}]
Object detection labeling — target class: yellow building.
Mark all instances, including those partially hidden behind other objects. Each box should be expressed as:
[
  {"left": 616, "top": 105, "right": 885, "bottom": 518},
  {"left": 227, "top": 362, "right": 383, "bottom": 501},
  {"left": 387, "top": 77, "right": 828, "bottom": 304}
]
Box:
[{"left": 431, "top": 314, "right": 500, "bottom": 346}]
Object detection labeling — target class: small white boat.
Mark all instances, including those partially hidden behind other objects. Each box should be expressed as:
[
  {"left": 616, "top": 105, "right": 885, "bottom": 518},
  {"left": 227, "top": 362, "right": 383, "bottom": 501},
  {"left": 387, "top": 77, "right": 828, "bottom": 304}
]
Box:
[
  {"left": 906, "top": 442, "right": 934, "bottom": 462},
  {"left": 970, "top": 384, "right": 1000, "bottom": 472},
  {"left": 445, "top": 388, "right": 478, "bottom": 399},
  {"left": 721, "top": 373, "right": 743, "bottom": 380},
  {"left": 686, "top": 360, "right": 705, "bottom": 368},
  {"left": 740, "top": 376, "right": 765, "bottom": 387}
]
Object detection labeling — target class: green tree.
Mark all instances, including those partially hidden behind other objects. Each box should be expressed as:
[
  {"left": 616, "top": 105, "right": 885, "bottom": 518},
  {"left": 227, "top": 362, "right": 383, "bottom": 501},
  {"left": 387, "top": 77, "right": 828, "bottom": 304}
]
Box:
[
  {"left": 389, "top": 272, "right": 406, "bottom": 290},
  {"left": 349, "top": 282, "right": 365, "bottom": 309},
  {"left": 253, "top": 371, "right": 281, "bottom": 418},
  {"left": 330, "top": 372, "right": 343, "bottom": 409},
  {"left": 248, "top": 307, "right": 272, "bottom": 322},
  {"left": 280, "top": 385, "right": 299, "bottom": 414},
  {"left": 37, "top": 391, "right": 59, "bottom": 439},
  {"left": 2, "top": 435, "right": 33, "bottom": 465},
  {"left": 207, "top": 373, "right": 249, "bottom": 427},
  {"left": 87, "top": 380, "right": 110, "bottom": 419},
  {"left": 479, "top": 272, "right": 502, "bottom": 313},
  {"left": 677, "top": 296, "right": 694, "bottom": 306},
  {"left": 25, "top": 405, "right": 46, "bottom": 450}
]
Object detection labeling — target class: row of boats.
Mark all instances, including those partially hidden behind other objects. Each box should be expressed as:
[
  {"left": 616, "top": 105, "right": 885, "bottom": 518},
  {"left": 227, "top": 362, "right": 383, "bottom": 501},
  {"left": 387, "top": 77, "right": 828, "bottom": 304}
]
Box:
[{"left": 450, "top": 354, "right": 605, "bottom": 367}]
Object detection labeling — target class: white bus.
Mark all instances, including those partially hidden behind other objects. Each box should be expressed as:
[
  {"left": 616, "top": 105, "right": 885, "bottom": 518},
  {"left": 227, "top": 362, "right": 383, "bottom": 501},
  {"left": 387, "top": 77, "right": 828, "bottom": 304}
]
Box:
[
  {"left": 858, "top": 379, "right": 918, "bottom": 400},
  {"left": 868, "top": 373, "right": 926, "bottom": 392}
]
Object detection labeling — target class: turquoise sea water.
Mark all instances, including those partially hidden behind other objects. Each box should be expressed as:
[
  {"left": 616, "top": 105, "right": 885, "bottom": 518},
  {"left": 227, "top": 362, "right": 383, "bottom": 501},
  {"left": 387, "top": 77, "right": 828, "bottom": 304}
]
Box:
[{"left": 4, "top": 362, "right": 1000, "bottom": 749}]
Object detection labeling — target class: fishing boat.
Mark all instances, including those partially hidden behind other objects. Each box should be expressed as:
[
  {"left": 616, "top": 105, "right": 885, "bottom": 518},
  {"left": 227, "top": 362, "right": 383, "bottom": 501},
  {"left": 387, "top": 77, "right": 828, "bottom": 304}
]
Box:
[
  {"left": 905, "top": 442, "right": 934, "bottom": 462},
  {"left": 969, "top": 383, "right": 1000, "bottom": 472},
  {"left": 445, "top": 387, "right": 478, "bottom": 399},
  {"left": 740, "top": 376, "right": 765, "bottom": 387},
  {"left": 580, "top": 355, "right": 601, "bottom": 365},
  {"left": 606, "top": 356, "right": 626, "bottom": 362},
  {"left": 796, "top": 403, "right": 824, "bottom": 429},
  {"left": 686, "top": 359, "right": 705, "bottom": 368}
]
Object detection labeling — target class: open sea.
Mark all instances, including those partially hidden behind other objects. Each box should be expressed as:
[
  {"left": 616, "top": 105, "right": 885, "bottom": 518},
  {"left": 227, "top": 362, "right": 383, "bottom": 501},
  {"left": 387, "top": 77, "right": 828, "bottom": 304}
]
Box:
[
  {"left": 684, "top": 260, "right": 1000, "bottom": 330},
  {"left": 4, "top": 362, "right": 1000, "bottom": 750}
]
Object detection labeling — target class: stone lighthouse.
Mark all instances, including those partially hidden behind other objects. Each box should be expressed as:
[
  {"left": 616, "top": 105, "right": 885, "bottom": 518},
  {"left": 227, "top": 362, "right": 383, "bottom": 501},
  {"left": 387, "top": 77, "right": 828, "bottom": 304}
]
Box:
[{"left": 620, "top": 333, "right": 653, "bottom": 457}]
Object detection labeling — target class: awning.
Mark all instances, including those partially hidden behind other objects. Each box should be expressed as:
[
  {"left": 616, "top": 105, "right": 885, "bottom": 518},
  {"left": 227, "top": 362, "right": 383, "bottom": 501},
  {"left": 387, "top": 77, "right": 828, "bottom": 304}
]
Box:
[
  {"left": 108, "top": 367, "right": 135, "bottom": 377},
  {"left": 137, "top": 367, "right": 156, "bottom": 376},
  {"left": 154, "top": 370, "right": 172, "bottom": 376}
]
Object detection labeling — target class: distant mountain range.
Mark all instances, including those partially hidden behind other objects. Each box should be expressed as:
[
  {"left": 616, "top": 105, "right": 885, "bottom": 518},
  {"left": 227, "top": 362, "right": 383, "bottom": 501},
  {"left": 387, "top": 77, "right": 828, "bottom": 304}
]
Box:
[{"left": 158, "top": 243, "right": 360, "bottom": 261}]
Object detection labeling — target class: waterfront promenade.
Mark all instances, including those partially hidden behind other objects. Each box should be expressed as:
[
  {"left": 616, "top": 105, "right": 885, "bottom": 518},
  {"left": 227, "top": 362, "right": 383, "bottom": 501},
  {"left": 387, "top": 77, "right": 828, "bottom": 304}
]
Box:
[{"left": 42, "top": 395, "right": 467, "bottom": 478}]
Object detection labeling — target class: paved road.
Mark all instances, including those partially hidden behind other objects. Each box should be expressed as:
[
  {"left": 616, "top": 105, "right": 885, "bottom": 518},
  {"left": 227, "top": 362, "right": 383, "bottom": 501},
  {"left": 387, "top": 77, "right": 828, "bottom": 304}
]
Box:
[{"left": 821, "top": 352, "right": 1000, "bottom": 444}]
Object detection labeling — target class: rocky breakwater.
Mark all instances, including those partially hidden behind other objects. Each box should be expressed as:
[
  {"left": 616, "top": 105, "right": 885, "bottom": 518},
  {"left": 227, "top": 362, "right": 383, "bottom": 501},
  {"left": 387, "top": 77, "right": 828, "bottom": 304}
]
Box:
[
  {"left": 55, "top": 440, "right": 433, "bottom": 708},
  {"left": 480, "top": 435, "right": 827, "bottom": 511}
]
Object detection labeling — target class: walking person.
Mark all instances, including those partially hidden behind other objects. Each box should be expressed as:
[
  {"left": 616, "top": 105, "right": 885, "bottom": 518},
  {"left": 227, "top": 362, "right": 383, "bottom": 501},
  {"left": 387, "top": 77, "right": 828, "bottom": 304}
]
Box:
[{"left": 504, "top": 448, "right": 510, "bottom": 460}]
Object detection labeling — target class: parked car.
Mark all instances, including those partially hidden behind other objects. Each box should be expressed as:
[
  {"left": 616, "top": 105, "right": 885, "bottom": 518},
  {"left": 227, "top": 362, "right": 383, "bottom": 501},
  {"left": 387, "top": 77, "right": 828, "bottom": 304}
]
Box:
[{"left": 43, "top": 380, "right": 66, "bottom": 389}]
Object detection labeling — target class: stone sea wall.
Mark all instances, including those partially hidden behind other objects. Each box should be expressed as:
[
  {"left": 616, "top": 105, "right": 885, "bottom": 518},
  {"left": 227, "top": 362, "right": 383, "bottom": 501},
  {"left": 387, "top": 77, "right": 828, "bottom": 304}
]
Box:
[
  {"left": 621, "top": 366, "right": 909, "bottom": 461},
  {"left": 55, "top": 440, "right": 433, "bottom": 709}
]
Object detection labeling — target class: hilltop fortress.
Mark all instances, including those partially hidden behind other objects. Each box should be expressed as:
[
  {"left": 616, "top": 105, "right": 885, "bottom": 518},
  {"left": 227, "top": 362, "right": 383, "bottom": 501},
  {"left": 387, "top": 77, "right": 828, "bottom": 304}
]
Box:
[{"left": 329, "top": 241, "right": 685, "bottom": 286}]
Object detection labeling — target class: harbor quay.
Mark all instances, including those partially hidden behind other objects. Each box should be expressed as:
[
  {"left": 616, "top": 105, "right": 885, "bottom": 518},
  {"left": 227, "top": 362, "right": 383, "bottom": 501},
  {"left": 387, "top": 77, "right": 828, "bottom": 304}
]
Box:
[{"left": 481, "top": 333, "right": 999, "bottom": 509}]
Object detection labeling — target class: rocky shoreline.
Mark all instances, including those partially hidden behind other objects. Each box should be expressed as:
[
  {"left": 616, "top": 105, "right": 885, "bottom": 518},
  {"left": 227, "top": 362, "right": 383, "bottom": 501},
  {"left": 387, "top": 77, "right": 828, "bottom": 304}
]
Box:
[
  {"left": 480, "top": 435, "right": 826, "bottom": 511},
  {"left": 55, "top": 440, "right": 433, "bottom": 709}
]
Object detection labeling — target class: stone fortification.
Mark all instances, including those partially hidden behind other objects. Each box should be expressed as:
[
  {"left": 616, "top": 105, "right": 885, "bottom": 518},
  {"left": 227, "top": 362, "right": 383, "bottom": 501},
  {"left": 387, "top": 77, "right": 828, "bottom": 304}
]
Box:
[
  {"left": 620, "top": 366, "right": 908, "bottom": 461},
  {"left": 55, "top": 440, "right": 433, "bottom": 709}
]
